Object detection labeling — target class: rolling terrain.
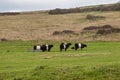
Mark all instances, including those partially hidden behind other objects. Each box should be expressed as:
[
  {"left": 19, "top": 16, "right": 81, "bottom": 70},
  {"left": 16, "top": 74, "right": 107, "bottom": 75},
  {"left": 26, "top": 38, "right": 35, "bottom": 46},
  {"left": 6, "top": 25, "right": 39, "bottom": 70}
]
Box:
[
  {"left": 0, "top": 3, "right": 120, "bottom": 80},
  {"left": 0, "top": 4, "right": 120, "bottom": 41}
]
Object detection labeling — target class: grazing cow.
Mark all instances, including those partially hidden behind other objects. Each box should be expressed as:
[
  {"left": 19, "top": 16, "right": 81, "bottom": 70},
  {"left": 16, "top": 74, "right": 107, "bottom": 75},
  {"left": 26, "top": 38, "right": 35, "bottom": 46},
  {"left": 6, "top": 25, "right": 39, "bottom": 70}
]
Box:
[
  {"left": 60, "top": 43, "right": 72, "bottom": 51},
  {"left": 34, "top": 44, "right": 53, "bottom": 52},
  {"left": 72, "top": 43, "right": 87, "bottom": 50}
]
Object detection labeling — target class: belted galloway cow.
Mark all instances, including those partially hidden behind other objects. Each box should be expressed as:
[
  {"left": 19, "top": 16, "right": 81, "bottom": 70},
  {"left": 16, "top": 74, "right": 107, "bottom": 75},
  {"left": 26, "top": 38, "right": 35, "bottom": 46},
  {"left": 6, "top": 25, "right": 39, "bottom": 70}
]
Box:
[
  {"left": 60, "top": 43, "right": 72, "bottom": 51},
  {"left": 72, "top": 43, "right": 87, "bottom": 50},
  {"left": 34, "top": 44, "right": 53, "bottom": 52}
]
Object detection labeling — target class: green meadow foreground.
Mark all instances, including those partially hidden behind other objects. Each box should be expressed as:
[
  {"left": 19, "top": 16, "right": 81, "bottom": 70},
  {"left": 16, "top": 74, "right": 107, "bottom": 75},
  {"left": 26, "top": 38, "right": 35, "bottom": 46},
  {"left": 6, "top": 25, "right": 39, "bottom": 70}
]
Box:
[{"left": 0, "top": 41, "right": 120, "bottom": 80}]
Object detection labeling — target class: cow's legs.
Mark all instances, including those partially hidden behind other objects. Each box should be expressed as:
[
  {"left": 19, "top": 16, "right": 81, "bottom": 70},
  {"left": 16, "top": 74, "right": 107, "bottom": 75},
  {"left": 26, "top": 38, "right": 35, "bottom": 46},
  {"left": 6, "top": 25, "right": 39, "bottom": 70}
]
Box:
[
  {"left": 60, "top": 48, "right": 62, "bottom": 51},
  {"left": 65, "top": 48, "right": 67, "bottom": 51}
]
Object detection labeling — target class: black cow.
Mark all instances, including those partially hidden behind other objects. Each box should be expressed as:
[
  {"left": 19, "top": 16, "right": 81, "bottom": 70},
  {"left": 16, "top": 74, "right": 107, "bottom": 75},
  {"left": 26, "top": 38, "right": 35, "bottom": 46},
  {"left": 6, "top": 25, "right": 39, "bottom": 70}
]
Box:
[
  {"left": 34, "top": 44, "right": 53, "bottom": 52},
  {"left": 60, "top": 43, "right": 72, "bottom": 51},
  {"left": 72, "top": 43, "right": 87, "bottom": 50}
]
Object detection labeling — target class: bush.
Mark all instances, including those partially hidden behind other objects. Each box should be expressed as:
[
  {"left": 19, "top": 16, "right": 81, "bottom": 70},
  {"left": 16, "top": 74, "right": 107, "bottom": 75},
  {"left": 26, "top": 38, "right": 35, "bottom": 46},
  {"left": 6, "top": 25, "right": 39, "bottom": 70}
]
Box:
[
  {"left": 0, "top": 38, "right": 8, "bottom": 41},
  {"left": 86, "top": 14, "right": 105, "bottom": 20},
  {"left": 52, "top": 31, "right": 61, "bottom": 35},
  {"left": 52, "top": 30, "right": 77, "bottom": 35}
]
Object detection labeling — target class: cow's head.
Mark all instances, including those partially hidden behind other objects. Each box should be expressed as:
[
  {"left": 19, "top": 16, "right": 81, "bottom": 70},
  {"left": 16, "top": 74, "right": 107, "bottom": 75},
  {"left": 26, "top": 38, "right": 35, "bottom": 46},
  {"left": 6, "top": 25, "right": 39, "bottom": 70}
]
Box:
[
  {"left": 68, "top": 43, "right": 72, "bottom": 45},
  {"left": 50, "top": 45, "right": 54, "bottom": 48},
  {"left": 82, "top": 43, "right": 87, "bottom": 48}
]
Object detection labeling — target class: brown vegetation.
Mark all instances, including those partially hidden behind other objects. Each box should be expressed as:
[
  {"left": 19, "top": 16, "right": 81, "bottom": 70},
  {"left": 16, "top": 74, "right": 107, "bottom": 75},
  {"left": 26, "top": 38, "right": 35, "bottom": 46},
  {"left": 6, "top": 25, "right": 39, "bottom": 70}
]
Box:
[
  {"left": 0, "top": 38, "right": 8, "bottom": 41},
  {"left": 82, "top": 25, "right": 120, "bottom": 35},
  {"left": 53, "top": 30, "right": 77, "bottom": 35},
  {"left": 83, "top": 25, "right": 112, "bottom": 31},
  {"left": 86, "top": 14, "right": 105, "bottom": 20},
  {"left": 0, "top": 12, "right": 20, "bottom": 16},
  {"left": 0, "top": 4, "right": 120, "bottom": 41},
  {"left": 96, "top": 28, "right": 120, "bottom": 35},
  {"left": 49, "top": 3, "right": 120, "bottom": 14}
]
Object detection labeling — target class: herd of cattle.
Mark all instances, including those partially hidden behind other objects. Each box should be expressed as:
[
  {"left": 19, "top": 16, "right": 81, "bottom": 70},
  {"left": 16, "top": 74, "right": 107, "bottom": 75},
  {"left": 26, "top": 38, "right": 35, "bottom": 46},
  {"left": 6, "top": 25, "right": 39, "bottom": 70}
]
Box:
[{"left": 33, "top": 43, "right": 87, "bottom": 52}]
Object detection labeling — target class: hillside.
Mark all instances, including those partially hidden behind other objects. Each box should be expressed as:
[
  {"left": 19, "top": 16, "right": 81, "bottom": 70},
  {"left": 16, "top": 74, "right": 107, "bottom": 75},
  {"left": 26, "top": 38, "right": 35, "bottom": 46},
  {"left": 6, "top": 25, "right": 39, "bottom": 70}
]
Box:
[
  {"left": 49, "top": 3, "right": 120, "bottom": 14},
  {"left": 0, "top": 4, "right": 120, "bottom": 41}
]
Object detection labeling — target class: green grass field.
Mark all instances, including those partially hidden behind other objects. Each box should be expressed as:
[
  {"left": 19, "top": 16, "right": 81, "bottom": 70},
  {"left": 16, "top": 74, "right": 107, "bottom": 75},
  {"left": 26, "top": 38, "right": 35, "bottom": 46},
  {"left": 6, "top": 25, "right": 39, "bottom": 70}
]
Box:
[{"left": 0, "top": 41, "right": 120, "bottom": 80}]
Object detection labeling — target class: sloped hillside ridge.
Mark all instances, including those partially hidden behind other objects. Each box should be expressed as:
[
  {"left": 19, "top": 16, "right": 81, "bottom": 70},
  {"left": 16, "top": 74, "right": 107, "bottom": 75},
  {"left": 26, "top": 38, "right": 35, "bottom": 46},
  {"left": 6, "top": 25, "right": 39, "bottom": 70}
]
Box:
[{"left": 49, "top": 3, "right": 120, "bottom": 14}]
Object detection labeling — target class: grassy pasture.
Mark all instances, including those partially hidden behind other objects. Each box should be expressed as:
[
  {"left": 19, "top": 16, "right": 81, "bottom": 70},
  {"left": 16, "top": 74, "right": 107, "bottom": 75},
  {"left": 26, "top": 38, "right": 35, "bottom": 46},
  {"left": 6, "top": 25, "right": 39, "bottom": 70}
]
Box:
[{"left": 0, "top": 40, "right": 120, "bottom": 80}]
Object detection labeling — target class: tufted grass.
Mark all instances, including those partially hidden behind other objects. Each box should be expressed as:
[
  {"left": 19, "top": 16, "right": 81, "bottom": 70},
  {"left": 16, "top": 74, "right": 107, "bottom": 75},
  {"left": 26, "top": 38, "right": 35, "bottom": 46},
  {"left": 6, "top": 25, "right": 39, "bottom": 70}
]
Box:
[
  {"left": 0, "top": 11, "right": 120, "bottom": 41},
  {"left": 0, "top": 40, "right": 120, "bottom": 80}
]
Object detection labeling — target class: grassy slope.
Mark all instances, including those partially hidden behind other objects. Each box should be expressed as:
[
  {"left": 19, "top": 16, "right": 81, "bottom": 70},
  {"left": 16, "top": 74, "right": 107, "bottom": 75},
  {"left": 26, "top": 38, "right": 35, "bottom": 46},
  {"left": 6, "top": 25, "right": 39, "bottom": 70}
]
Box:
[
  {"left": 0, "top": 4, "right": 120, "bottom": 80},
  {"left": 0, "top": 41, "right": 120, "bottom": 80},
  {"left": 0, "top": 11, "right": 120, "bottom": 41}
]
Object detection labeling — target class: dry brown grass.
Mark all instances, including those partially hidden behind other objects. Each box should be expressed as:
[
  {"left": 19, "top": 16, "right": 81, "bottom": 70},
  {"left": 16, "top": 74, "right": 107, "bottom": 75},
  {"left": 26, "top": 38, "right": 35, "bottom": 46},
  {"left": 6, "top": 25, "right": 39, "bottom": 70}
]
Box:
[{"left": 0, "top": 11, "right": 120, "bottom": 41}]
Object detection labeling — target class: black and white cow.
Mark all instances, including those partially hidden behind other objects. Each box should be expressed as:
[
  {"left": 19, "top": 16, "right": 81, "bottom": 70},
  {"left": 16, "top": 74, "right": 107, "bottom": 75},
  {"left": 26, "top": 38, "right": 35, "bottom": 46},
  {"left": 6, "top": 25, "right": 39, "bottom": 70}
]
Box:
[
  {"left": 34, "top": 44, "right": 53, "bottom": 52},
  {"left": 72, "top": 43, "right": 87, "bottom": 50},
  {"left": 60, "top": 43, "right": 72, "bottom": 51}
]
